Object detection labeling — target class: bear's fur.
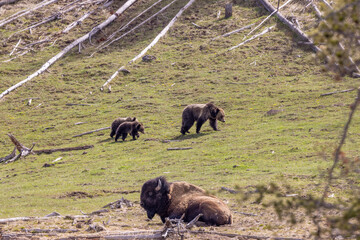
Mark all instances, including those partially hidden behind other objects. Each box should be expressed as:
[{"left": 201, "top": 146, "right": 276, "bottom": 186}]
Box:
[
  {"left": 110, "top": 117, "right": 136, "bottom": 138},
  {"left": 181, "top": 102, "right": 225, "bottom": 135},
  {"left": 115, "top": 121, "right": 145, "bottom": 141}
]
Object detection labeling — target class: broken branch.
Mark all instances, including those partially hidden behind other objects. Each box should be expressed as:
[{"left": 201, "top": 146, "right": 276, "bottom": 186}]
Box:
[
  {"left": 33, "top": 145, "right": 94, "bottom": 155},
  {"left": 320, "top": 88, "right": 355, "bottom": 97}
]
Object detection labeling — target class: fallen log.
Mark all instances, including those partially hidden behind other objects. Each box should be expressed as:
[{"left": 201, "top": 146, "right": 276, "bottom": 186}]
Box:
[
  {"left": 101, "top": 0, "right": 197, "bottom": 90},
  {"left": 0, "top": 146, "right": 16, "bottom": 163},
  {"left": 167, "top": 147, "right": 192, "bottom": 151},
  {"left": 211, "top": 23, "right": 254, "bottom": 41},
  {"left": 33, "top": 145, "right": 94, "bottom": 155},
  {"left": 73, "top": 126, "right": 110, "bottom": 137},
  {"left": 257, "top": 0, "right": 320, "bottom": 53},
  {"left": 0, "top": 0, "right": 137, "bottom": 100},
  {"left": 0, "top": 0, "right": 59, "bottom": 28},
  {"left": 320, "top": 88, "right": 355, "bottom": 97},
  {"left": 0, "top": 0, "right": 20, "bottom": 7}
]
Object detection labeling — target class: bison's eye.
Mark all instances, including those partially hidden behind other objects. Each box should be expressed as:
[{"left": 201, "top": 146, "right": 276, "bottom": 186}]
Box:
[{"left": 148, "top": 192, "right": 153, "bottom": 197}]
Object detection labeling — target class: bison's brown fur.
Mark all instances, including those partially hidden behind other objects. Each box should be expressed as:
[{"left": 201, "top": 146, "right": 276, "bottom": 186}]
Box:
[
  {"left": 110, "top": 117, "right": 137, "bottom": 138},
  {"left": 181, "top": 102, "right": 225, "bottom": 135},
  {"left": 140, "top": 176, "right": 232, "bottom": 226}
]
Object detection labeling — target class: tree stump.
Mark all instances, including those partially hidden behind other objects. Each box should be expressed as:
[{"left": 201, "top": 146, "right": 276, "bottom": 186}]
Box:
[{"left": 225, "top": 3, "right": 232, "bottom": 18}]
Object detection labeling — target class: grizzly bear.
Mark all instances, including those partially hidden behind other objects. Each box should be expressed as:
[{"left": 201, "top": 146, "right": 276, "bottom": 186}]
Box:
[
  {"left": 181, "top": 102, "right": 225, "bottom": 135},
  {"left": 115, "top": 121, "right": 145, "bottom": 141},
  {"left": 110, "top": 117, "right": 136, "bottom": 138}
]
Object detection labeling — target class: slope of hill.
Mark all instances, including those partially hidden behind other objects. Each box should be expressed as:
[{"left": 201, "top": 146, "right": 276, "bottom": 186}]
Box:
[{"left": 0, "top": 0, "right": 359, "bottom": 238}]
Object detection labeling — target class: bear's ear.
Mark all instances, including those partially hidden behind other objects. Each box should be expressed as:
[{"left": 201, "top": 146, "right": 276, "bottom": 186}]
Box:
[
  {"left": 215, "top": 108, "right": 220, "bottom": 115},
  {"left": 132, "top": 117, "right": 137, "bottom": 121},
  {"left": 137, "top": 124, "right": 141, "bottom": 130}
]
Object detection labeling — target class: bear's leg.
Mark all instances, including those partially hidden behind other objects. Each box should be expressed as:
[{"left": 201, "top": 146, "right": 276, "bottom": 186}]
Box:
[
  {"left": 122, "top": 133, "right": 128, "bottom": 141},
  {"left": 209, "top": 119, "right": 218, "bottom": 131},
  {"left": 181, "top": 118, "right": 194, "bottom": 135},
  {"left": 132, "top": 131, "right": 137, "bottom": 140},
  {"left": 115, "top": 131, "right": 121, "bottom": 142},
  {"left": 110, "top": 129, "right": 115, "bottom": 138},
  {"left": 196, "top": 118, "right": 207, "bottom": 133}
]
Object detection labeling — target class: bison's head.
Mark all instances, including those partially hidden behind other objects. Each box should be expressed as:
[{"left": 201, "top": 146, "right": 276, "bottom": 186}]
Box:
[{"left": 140, "top": 176, "right": 170, "bottom": 220}]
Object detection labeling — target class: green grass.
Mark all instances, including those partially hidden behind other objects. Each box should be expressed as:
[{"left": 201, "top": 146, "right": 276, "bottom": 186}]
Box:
[{"left": 0, "top": 0, "right": 359, "bottom": 218}]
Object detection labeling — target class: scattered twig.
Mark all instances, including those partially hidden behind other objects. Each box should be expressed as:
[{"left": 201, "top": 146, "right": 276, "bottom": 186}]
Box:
[
  {"left": 320, "top": 88, "right": 355, "bottom": 97},
  {"left": 21, "top": 229, "right": 79, "bottom": 233},
  {"left": 72, "top": 127, "right": 110, "bottom": 137}
]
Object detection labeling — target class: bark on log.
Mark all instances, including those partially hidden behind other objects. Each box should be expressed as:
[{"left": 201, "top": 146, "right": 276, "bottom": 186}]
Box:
[
  {"left": 33, "top": 145, "right": 94, "bottom": 154},
  {"left": 257, "top": 0, "right": 320, "bottom": 52},
  {"left": 0, "top": 0, "right": 137, "bottom": 100},
  {"left": 101, "top": 0, "right": 196, "bottom": 89},
  {"left": 0, "top": 147, "right": 16, "bottom": 163}
]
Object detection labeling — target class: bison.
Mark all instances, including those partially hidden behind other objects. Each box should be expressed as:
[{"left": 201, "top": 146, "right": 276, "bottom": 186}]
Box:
[{"left": 140, "top": 176, "right": 232, "bottom": 226}]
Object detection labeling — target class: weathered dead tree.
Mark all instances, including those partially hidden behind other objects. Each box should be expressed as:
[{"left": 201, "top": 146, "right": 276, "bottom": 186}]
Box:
[
  {"left": 1, "top": 134, "right": 94, "bottom": 163},
  {"left": 257, "top": 0, "right": 320, "bottom": 52},
  {"left": 0, "top": 0, "right": 19, "bottom": 7},
  {"left": 101, "top": 0, "right": 197, "bottom": 90},
  {"left": 225, "top": 3, "right": 232, "bottom": 18},
  {"left": 0, "top": 0, "right": 137, "bottom": 100}
]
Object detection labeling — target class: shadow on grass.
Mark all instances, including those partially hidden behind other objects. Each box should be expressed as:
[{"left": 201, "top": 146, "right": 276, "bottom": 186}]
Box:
[{"left": 170, "top": 132, "right": 211, "bottom": 140}]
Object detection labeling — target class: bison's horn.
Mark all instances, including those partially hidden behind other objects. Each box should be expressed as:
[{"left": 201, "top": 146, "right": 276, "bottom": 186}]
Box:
[{"left": 155, "top": 179, "right": 162, "bottom": 191}]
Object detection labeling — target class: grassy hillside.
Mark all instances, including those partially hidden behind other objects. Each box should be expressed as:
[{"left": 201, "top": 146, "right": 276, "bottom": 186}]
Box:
[{"left": 0, "top": 0, "right": 359, "bottom": 237}]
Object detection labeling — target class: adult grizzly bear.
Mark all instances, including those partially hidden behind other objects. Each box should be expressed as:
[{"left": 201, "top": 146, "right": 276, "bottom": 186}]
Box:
[
  {"left": 181, "top": 102, "right": 225, "bottom": 135},
  {"left": 110, "top": 117, "right": 137, "bottom": 138},
  {"left": 115, "top": 121, "right": 145, "bottom": 142},
  {"left": 140, "top": 176, "right": 232, "bottom": 226}
]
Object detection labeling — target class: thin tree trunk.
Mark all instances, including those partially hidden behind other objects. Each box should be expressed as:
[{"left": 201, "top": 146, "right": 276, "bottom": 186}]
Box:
[{"left": 0, "top": 0, "right": 137, "bottom": 100}]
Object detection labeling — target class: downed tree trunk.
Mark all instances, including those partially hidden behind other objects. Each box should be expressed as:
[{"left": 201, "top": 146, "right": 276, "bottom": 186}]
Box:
[
  {"left": 0, "top": 0, "right": 59, "bottom": 27},
  {"left": 101, "top": 0, "right": 197, "bottom": 90},
  {"left": 257, "top": 0, "right": 320, "bottom": 52},
  {"left": 0, "top": 146, "right": 16, "bottom": 163},
  {"left": 33, "top": 145, "right": 93, "bottom": 155},
  {"left": 0, "top": 0, "right": 20, "bottom": 7},
  {"left": 0, "top": 0, "right": 137, "bottom": 100},
  {"left": 73, "top": 127, "right": 110, "bottom": 137}
]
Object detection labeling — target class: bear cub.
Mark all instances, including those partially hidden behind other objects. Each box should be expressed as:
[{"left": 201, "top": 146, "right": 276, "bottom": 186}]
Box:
[
  {"left": 110, "top": 117, "right": 137, "bottom": 138},
  {"left": 181, "top": 102, "right": 225, "bottom": 135},
  {"left": 115, "top": 121, "right": 145, "bottom": 141}
]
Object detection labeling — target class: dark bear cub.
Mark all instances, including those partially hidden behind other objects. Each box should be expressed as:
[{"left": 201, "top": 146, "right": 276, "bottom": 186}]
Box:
[
  {"left": 110, "top": 117, "right": 136, "bottom": 138},
  {"left": 181, "top": 102, "right": 225, "bottom": 135},
  {"left": 115, "top": 121, "right": 145, "bottom": 141}
]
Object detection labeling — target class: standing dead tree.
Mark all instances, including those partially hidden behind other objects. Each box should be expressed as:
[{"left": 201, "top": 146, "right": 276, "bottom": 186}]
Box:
[
  {"left": 100, "top": 0, "right": 197, "bottom": 90},
  {"left": 0, "top": 0, "right": 137, "bottom": 101}
]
